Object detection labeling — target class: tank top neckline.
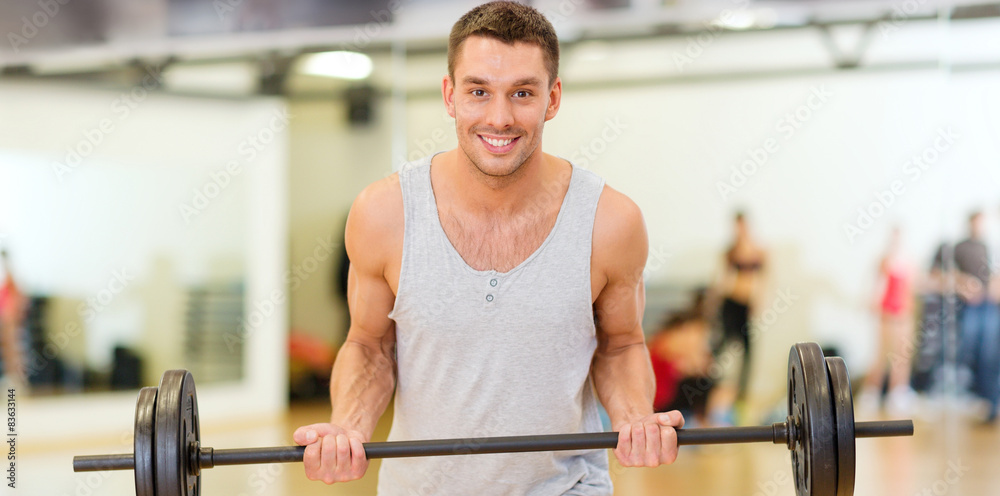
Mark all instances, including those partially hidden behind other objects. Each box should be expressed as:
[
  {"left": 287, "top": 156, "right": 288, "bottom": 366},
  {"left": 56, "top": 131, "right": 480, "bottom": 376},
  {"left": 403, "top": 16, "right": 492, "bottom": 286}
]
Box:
[{"left": 423, "top": 152, "right": 578, "bottom": 278}]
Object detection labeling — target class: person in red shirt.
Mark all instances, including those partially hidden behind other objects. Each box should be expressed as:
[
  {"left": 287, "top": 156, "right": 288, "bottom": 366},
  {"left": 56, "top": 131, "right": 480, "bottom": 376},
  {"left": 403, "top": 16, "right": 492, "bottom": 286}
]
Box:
[
  {"left": 859, "top": 227, "right": 916, "bottom": 416},
  {"left": 649, "top": 311, "right": 715, "bottom": 423},
  {"left": 0, "top": 249, "right": 26, "bottom": 386}
]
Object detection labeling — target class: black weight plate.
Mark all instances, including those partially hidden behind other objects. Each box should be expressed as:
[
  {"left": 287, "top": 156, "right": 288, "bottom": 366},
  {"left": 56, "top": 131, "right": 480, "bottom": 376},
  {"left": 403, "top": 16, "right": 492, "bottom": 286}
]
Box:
[
  {"left": 156, "top": 370, "right": 201, "bottom": 496},
  {"left": 826, "top": 357, "right": 856, "bottom": 496},
  {"left": 788, "top": 343, "right": 837, "bottom": 496},
  {"left": 134, "top": 387, "right": 157, "bottom": 496}
]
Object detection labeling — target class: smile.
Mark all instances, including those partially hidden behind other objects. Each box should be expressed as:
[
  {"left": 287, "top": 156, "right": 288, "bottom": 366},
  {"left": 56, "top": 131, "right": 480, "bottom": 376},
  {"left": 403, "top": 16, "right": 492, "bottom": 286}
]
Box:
[{"left": 478, "top": 134, "right": 519, "bottom": 152}]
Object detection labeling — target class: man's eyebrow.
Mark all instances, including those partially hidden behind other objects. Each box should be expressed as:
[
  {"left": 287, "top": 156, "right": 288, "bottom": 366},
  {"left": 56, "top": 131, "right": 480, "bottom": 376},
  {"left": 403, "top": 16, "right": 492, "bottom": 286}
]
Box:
[
  {"left": 512, "top": 77, "right": 543, "bottom": 87},
  {"left": 460, "top": 76, "right": 543, "bottom": 87},
  {"left": 462, "top": 76, "right": 490, "bottom": 86}
]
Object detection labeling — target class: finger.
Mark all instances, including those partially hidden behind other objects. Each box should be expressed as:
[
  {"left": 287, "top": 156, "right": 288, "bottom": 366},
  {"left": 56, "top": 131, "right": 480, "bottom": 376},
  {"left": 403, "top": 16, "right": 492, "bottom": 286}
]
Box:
[
  {"left": 335, "top": 434, "right": 352, "bottom": 482},
  {"left": 294, "top": 428, "right": 320, "bottom": 446},
  {"left": 615, "top": 427, "right": 632, "bottom": 464},
  {"left": 296, "top": 423, "right": 338, "bottom": 444},
  {"left": 667, "top": 410, "right": 684, "bottom": 429},
  {"left": 303, "top": 438, "right": 322, "bottom": 480},
  {"left": 644, "top": 422, "right": 660, "bottom": 467},
  {"left": 320, "top": 435, "right": 338, "bottom": 484},
  {"left": 656, "top": 411, "right": 684, "bottom": 428},
  {"left": 349, "top": 436, "right": 367, "bottom": 479},
  {"left": 631, "top": 423, "right": 646, "bottom": 466},
  {"left": 660, "top": 424, "right": 678, "bottom": 465}
]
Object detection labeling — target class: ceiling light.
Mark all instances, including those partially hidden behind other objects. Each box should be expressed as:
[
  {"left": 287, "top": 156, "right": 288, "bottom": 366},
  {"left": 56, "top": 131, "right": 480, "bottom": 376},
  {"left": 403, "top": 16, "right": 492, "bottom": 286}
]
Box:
[
  {"left": 299, "top": 51, "right": 373, "bottom": 80},
  {"left": 717, "top": 10, "right": 756, "bottom": 30}
]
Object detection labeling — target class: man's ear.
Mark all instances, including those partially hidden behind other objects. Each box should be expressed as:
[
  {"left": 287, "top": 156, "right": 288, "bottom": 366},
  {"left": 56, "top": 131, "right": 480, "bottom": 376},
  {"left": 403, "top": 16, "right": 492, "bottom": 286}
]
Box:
[
  {"left": 443, "top": 75, "right": 456, "bottom": 118},
  {"left": 545, "top": 77, "right": 562, "bottom": 121}
]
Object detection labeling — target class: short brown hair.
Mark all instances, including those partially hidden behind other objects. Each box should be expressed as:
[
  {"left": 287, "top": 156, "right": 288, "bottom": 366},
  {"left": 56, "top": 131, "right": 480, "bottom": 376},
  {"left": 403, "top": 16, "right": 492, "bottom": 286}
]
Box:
[{"left": 448, "top": 1, "right": 559, "bottom": 86}]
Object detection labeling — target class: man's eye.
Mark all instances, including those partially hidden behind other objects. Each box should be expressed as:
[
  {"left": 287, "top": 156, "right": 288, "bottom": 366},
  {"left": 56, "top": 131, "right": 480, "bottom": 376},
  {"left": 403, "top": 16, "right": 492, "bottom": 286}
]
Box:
[
  {"left": 514, "top": 90, "right": 530, "bottom": 98},
  {"left": 472, "top": 89, "right": 487, "bottom": 97}
]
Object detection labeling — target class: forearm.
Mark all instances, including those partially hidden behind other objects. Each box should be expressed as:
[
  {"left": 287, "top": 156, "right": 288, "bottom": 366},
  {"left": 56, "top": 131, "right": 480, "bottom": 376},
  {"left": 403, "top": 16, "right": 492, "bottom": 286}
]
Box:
[
  {"left": 592, "top": 343, "right": 655, "bottom": 430},
  {"left": 329, "top": 336, "right": 396, "bottom": 439}
]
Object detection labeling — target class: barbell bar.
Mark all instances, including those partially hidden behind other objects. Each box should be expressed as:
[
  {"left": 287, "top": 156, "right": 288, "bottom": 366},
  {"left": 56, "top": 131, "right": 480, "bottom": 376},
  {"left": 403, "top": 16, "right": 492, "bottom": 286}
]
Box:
[
  {"left": 72, "top": 342, "right": 914, "bottom": 496},
  {"left": 74, "top": 420, "right": 911, "bottom": 472}
]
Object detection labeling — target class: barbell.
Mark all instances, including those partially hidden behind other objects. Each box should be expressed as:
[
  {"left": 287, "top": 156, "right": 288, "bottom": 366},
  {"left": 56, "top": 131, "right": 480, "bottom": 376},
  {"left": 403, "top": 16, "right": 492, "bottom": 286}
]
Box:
[{"left": 73, "top": 342, "right": 913, "bottom": 496}]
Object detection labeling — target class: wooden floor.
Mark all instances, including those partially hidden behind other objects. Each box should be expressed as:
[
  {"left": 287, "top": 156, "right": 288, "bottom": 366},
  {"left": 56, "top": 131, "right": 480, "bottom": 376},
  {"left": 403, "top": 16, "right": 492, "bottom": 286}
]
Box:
[{"left": 28, "top": 397, "right": 998, "bottom": 495}]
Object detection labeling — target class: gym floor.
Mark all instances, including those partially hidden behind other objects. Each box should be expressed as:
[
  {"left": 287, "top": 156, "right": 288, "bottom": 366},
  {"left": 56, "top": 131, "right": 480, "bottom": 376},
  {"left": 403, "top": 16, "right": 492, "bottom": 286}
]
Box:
[{"left": 28, "top": 398, "right": 997, "bottom": 495}]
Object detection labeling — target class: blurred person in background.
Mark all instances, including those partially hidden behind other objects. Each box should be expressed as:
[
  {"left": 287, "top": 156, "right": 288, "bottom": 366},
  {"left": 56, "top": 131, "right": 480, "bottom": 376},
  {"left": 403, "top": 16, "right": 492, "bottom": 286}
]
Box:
[
  {"left": 649, "top": 310, "right": 734, "bottom": 427},
  {"left": 712, "top": 211, "right": 768, "bottom": 406},
  {"left": 859, "top": 227, "right": 917, "bottom": 416},
  {"left": 930, "top": 211, "right": 999, "bottom": 423},
  {"left": 0, "top": 249, "right": 27, "bottom": 387}
]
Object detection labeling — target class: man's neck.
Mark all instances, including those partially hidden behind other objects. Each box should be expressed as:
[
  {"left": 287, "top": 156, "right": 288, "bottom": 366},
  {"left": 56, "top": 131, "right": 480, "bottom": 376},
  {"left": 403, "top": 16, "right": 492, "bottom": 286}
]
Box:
[{"left": 436, "top": 148, "right": 559, "bottom": 217}]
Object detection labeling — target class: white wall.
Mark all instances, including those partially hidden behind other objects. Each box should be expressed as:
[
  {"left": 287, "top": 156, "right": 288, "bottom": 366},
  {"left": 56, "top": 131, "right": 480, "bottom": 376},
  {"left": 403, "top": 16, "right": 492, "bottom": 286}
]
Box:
[
  {"left": 398, "top": 62, "right": 1000, "bottom": 410},
  {"left": 0, "top": 81, "right": 289, "bottom": 441},
  {"left": 550, "top": 68, "right": 999, "bottom": 402},
  {"left": 284, "top": 97, "right": 395, "bottom": 345},
  {"left": 278, "top": 17, "right": 1000, "bottom": 414}
]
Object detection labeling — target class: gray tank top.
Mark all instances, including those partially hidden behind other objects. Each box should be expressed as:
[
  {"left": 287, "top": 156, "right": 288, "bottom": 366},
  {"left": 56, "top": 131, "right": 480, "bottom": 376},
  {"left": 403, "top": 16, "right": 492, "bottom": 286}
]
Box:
[{"left": 378, "top": 154, "right": 612, "bottom": 495}]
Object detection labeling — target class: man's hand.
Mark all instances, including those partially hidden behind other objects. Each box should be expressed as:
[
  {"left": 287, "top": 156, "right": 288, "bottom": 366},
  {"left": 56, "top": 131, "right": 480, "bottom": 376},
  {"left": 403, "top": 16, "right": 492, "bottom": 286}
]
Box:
[
  {"left": 293, "top": 423, "right": 369, "bottom": 484},
  {"left": 957, "top": 274, "right": 985, "bottom": 304},
  {"left": 613, "top": 410, "right": 684, "bottom": 467}
]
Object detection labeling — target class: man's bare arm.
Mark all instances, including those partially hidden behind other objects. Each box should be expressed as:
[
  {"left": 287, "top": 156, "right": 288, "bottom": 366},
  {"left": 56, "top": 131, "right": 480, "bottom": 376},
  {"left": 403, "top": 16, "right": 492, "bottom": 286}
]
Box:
[
  {"left": 294, "top": 175, "right": 403, "bottom": 484},
  {"left": 590, "top": 187, "right": 683, "bottom": 467},
  {"left": 328, "top": 176, "right": 403, "bottom": 437}
]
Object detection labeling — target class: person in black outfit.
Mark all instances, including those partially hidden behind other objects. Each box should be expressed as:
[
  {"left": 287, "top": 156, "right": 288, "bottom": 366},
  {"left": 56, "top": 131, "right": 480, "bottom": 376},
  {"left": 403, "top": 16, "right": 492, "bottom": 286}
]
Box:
[{"left": 713, "top": 212, "right": 767, "bottom": 403}]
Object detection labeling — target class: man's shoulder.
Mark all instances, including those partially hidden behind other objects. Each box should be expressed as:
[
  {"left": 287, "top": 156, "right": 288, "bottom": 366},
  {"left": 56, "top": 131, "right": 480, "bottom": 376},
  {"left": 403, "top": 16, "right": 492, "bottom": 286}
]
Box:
[
  {"left": 592, "top": 185, "right": 647, "bottom": 271},
  {"left": 348, "top": 173, "right": 404, "bottom": 248},
  {"left": 397, "top": 153, "right": 437, "bottom": 177},
  {"left": 594, "top": 185, "right": 644, "bottom": 236},
  {"left": 355, "top": 173, "right": 402, "bottom": 211},
  {"left": 956, "top": 238, "right": 986, "bottom": 249}
]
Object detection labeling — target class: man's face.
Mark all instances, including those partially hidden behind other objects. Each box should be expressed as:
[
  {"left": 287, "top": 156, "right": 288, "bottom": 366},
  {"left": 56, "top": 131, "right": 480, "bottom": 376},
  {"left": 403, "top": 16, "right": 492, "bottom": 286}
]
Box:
[
  {"left": 443, "top": 36, "right": 561, "bottom": 178},
  {"left": 971, "top": 213, "right": 985, "bottom": 238}
]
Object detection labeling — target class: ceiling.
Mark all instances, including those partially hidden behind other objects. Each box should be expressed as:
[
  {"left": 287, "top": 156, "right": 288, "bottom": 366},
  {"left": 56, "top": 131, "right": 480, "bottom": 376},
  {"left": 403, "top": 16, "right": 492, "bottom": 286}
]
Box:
[{"left": 0, "top": 0, "right": 996, "bottom": 95}]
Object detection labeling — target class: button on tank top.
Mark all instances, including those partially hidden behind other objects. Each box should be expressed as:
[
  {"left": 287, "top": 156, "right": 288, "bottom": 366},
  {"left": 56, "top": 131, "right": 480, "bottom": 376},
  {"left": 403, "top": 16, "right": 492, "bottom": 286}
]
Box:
[{"left": 379, "top": 154, "right": 612, "bottom": 495}]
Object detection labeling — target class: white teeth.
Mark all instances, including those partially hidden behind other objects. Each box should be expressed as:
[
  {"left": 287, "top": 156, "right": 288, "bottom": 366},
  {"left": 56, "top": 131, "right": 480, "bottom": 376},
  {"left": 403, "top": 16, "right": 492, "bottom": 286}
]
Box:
[{"left": 483, "top": 136, "right": 513, "bottom": 147}]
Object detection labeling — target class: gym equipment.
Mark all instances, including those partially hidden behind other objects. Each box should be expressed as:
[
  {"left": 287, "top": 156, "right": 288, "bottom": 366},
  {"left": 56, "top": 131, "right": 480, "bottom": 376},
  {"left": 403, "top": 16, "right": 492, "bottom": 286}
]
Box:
[{"left": 73, "top": 342, "right": 913, "bottom": 496}]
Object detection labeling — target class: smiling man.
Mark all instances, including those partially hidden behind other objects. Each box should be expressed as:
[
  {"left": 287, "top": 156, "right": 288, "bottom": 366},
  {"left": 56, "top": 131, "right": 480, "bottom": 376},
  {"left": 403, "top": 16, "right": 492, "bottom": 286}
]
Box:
[{"left": 293, "top": 2, "right": 683, "bottom": 494}]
